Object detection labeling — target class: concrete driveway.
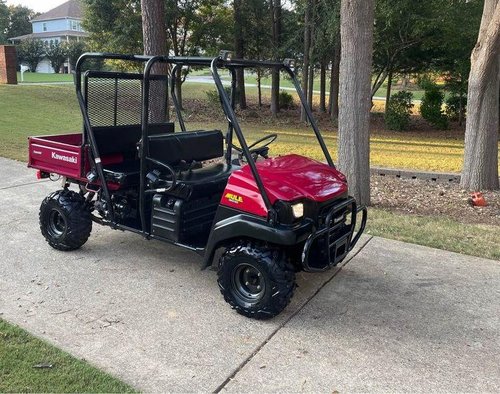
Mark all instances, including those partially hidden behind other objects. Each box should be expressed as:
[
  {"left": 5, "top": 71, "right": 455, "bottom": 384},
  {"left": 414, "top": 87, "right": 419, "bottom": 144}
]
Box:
[{"left": 0, "top": 157, "right": 499, "bottom": 393}]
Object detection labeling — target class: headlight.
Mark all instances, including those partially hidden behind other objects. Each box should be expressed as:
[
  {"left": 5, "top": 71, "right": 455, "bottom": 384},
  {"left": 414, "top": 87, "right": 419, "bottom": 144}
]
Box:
[
  {"left": 274, "top": 200, "right": 306, "bottom": 224},
  {"left": 291, "top": 203, "right": 304, "bottom": 218}
]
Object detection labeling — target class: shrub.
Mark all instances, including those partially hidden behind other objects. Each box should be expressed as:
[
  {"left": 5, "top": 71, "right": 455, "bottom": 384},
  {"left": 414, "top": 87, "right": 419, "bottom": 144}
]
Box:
[
  {"left": 420, "top": 81, "right": 448, "bottom": 129},
  {"left": 445, "top": 94, "right": 467, "bottom": 122},
  {"left": 205, "top": 86, "right": 231, "bottom": 106},
  {"left": 279, "top": 90, "right": 294, "bottom": 109},
  {"left": 385, "top": 91, "right": 414, "bottom": 131}
]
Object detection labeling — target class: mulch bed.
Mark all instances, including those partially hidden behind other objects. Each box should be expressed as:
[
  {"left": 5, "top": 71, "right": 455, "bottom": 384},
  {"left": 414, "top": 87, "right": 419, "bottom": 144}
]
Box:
[{"left": 371, "top": 175, "right": 500, "bottom": 226}]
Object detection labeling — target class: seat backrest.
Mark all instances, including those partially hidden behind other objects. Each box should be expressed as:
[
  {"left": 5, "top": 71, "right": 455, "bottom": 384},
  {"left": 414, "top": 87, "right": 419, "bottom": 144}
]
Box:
[
  {"left": 148, "top": 130, "right": 223, "bottom": 165},
  {"left": 92, "top": 123, "right": 175, "bottom": 156}
]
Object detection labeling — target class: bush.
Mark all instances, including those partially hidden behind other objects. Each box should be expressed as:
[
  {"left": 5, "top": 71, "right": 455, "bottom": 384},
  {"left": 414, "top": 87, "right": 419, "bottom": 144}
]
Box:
[
  {"left": 445, "top": 94, "right": 467, "bottom": 122},
  {"left": 385, "top": 91, "right": 414, "bottom": 131},
  {"left": 205, "top": 86, "right": 231, "bottom": 106},
  {"left": 279, "top": 90, "right": 294, "bottom": 109},
  {"left": 420, "top": 81, "right": 448, "bottom": 129}
]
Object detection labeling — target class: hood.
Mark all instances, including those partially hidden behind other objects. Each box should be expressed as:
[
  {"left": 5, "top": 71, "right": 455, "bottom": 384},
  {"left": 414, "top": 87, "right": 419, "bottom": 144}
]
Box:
[{"left": 232, "top": 154, "right": 348, "bottom": 203}]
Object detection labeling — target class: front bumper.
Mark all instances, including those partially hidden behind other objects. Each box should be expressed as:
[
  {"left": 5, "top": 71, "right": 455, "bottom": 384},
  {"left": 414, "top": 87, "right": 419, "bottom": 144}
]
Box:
[{"left": 301, "top": 197, "right": 367, "bottom": 272}]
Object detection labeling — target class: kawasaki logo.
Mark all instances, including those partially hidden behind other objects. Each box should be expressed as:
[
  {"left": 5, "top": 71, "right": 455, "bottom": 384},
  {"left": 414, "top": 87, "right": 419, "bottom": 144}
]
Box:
[{"left": 51, "top": 152, "right": 77, "bottom": 164}]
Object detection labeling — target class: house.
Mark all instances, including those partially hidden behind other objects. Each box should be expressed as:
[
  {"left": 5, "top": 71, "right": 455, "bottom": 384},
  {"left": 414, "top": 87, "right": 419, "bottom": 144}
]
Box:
[{"left": 8, "top": 0, "right": 88, "bottom": 73}]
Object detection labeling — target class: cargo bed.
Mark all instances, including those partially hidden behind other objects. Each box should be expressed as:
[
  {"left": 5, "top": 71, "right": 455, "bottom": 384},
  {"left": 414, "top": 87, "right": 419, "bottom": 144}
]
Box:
[{"left": 28, "top": 133, "right": 85, "bottom": 180}]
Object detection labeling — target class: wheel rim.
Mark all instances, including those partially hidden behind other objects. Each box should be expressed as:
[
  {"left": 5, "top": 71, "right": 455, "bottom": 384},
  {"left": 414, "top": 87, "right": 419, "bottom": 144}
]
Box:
[
  {"left": 48, "top": 209, "right": 67, "bottom": 238},
  {"left": 231, "top": 263, "right": 265, "bottom": 304}
]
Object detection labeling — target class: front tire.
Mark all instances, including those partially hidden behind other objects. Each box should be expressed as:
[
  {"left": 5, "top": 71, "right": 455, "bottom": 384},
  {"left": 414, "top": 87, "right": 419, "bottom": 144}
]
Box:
[
  {"left": 39, "top": 189, "right": 92, "bottom": 251},
  {"left": 217, "top": 242, "right": 296, "bottom": 319}
]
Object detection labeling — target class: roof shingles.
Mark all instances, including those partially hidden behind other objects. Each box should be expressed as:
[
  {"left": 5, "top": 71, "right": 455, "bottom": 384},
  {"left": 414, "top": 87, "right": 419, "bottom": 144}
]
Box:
[{"left": 32, "top": 0, "right": 83, "bottom": 22}]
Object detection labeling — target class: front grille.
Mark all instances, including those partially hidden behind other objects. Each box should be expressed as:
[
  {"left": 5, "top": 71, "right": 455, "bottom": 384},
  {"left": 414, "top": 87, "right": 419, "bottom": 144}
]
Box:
[{"left": 302, "top": 198, "right": 356, "bottom": 272}]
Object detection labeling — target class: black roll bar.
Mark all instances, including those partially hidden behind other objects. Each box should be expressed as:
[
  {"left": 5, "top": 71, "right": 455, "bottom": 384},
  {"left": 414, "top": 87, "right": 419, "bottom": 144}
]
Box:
[
  {"left": 74, "top": 52, "right": 162, "bottom": 228},
  {"left": 170, "top": 64, "right": 187, "bottom": 132},
  {"left": 210, "top": 57, "right": 276, "bottom": 220}
]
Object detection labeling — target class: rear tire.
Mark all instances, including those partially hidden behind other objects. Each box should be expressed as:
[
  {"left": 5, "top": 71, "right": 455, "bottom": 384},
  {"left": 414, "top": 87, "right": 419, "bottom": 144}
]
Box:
[
  {"left": 217, "top": 242, "right": 296, "bottom": 319},
  {"left": 39, "top": 189, "right": 92, "bottom": 251}
]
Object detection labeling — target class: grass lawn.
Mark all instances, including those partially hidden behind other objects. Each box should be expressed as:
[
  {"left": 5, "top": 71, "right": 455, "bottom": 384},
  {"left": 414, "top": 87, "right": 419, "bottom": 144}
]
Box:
[
  {"left": 3, "top": 83, "right": 498, "bottom": 172},
  {"left": 17, "top": 72, "right": 73, "bottom": 83},
  {"left": 368, "top": 208, "right": 500, "bottom": 261},
  {"left": 0, "top": 319, "right": 136, "bottom": 393}
]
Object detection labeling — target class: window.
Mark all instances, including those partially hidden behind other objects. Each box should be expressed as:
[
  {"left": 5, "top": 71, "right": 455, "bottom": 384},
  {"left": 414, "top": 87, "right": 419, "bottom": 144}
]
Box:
[
  {"left": 42, "top": 22, "right": 47, "bottom": 32},
  {"left": 70, "top": 20, "right": 78, "bottom": 30}
]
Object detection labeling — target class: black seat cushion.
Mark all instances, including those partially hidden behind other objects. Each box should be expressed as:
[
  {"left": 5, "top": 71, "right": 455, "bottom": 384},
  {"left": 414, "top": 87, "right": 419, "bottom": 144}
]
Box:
[
  {"left": 168, "top": 162, "right": 236, "bottom": 200},
  {"left": 94, "top": 123, "right": 175, "bottom": 157},
  {"left": 148, "top": 130, "right": 223, "bottom": 165}
]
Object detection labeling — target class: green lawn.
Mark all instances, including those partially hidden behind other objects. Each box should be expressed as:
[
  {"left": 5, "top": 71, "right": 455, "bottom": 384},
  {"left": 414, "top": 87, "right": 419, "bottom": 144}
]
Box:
[
  {"left": 368, "top": 208, "right": 500, "bottom": 261},
  {"left": 17, "top": 72, "right": 73, "bottom": 83},
  {"left": 0, "top": 319, "right": 136, "bottom": 393},
  {"left": 2, "top": 82, "right": 499, "bottom": 171}
]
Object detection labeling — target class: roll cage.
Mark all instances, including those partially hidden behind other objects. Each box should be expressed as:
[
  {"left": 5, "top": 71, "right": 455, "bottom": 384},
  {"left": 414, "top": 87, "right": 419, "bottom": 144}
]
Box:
[{"left": 74, "top": 52, "right": 336, "bottom": 240}]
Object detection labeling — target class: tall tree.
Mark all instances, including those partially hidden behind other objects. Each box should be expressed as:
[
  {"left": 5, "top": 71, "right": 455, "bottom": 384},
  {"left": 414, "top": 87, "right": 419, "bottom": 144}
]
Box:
[
  {"left": 300, "top": 0, "right": 312, "bottom": 122},
  {"left": 371, "top": 0, "right": 441, "bottom": 100},
  {"left": 329, "top": 32, "right": 340, "bottom": 120},
  {"left": 83, "top": 0, "right": 143, "bottom": 54},
  {"left": 233, "top": 0, "right": 247, "bottom": 109},
  {"left": 65, "top": 40, "right": 87, "bottom": 71},
  {"left": 461, "top": 0, "right": 500, "bottom": 190},
  {"left": 338, "top": 0, "right": 375, "bottom": 206},
  {"left": 45, "top": 42, "right": 67, "bottom": 73},
  {"left": 0, "top": 0, "right": 8, "bottom": 44},
  {"left": 141, "top": 0, "right": 168, "bottom": 123},
  {"left": 6, "top": 5, "right": 36, "bottom": 40},
  {"left": 270, "top": 0, "right": 281, "bottom": 116},
  {"left": 18, "top": 37, "right": 44, "bottom": 71}
]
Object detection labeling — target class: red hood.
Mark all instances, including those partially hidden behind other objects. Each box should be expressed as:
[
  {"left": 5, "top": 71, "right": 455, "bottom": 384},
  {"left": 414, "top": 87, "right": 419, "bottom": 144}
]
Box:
[{"left": 231, "top": 154, "right": 348, "bottom": 203}]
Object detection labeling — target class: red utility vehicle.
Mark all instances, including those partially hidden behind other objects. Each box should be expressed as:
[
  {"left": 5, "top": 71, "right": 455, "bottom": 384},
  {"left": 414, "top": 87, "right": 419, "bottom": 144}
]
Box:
[{"left": 28, "top": 53, "right": 366, "bottom": 319}]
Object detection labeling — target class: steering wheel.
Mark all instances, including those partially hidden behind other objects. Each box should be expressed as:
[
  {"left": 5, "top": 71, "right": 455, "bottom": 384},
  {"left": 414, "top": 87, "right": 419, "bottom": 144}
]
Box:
[{"left": 232, "top": 133, "right": 278, "bottom": 161}]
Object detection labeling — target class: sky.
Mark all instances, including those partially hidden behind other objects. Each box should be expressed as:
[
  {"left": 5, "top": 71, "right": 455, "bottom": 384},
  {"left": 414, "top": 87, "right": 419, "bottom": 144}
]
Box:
[{"left": 5, "top": 0, "right": 67, "bottom": 13}]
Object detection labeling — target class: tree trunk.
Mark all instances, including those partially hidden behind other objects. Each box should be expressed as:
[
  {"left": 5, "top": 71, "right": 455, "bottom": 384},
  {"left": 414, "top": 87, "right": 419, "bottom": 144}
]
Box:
[
  {"left": 234, "top": 0, "right": 246, "bottom": 109},
  {"left": 257, "top": 68, "right": 262, "bottom": 107},
  {"left": 385, "top": 69, "right": 393, "bottom": 116},
  {"left": 300, "top": 0, "right": 312, "bottom": 122},
  {"left": 329, "top": 36, "right": 341, "bottom": 121},
  {"left": 308, "top": 63, "right": 314, "bottom": 111},
  {"left": 270, "top": 0, "right": 281, "bottom": 116},
  {"left": 175, "top": 72, "right": 183, "bottom": 111},
  {"left": 319, "top": 61, "right": 326, "bottom": 112},
  {"left": 338, "top": 0, "right": 375, "bottom": 206},
  {"left": 461, "top": 0, "right": 500, "bottom": 190},
  {"left": 141, "top": 0, "right": 168, "bottom": 122}
]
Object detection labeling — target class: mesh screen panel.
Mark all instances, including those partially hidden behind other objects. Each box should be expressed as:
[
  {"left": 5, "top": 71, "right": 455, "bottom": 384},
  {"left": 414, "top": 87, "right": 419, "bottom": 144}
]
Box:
[{"left": 84, "top": 72, "right": 168, "bottom": 127}]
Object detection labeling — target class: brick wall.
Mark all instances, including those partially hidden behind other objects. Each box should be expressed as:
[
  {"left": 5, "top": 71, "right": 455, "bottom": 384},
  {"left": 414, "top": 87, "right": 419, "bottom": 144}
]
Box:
[{"left": 0, "top": 45, "right": 18, "bottom": 85}]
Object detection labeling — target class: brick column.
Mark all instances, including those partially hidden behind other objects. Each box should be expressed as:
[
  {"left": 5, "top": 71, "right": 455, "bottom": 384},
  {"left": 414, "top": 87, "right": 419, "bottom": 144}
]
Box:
[{"left": 0, "top": 45, "right": 18, "bottom": 85}]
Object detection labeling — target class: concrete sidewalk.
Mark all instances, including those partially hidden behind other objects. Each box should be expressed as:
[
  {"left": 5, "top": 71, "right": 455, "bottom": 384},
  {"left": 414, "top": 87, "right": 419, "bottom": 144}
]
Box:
[{"left": 0, "top": 157, "right": 499, "bottom": 392}]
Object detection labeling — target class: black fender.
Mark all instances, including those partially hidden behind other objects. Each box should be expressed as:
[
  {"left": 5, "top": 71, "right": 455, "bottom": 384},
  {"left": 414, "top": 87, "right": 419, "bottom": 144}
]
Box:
[{"left": 202, "top": 212, "right": 313, "bottom": 269}]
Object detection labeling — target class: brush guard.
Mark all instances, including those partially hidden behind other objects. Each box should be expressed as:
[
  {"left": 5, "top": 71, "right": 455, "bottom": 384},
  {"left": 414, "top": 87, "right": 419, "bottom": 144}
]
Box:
[{"left": 301, "top": 197, "right": 367, "bottom": 272}]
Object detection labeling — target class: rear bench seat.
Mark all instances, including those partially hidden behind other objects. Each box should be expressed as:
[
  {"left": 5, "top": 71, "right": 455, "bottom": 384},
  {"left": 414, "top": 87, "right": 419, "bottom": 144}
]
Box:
[{"left": 94, "top": 123, "right": 173, "bottom": 187}]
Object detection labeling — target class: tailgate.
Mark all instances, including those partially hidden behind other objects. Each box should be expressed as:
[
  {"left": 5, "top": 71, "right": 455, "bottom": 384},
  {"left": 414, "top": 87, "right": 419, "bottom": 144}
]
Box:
[{"left": 28, "top": 133, "right": 84, "bottom": 179}]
